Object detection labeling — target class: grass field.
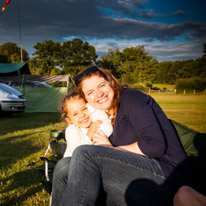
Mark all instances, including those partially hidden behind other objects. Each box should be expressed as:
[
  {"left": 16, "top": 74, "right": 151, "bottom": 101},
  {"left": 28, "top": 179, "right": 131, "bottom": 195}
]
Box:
[
  {"left": 0, "top": 94, "right": 206, "bottom": 205},
  {"left": 152, "top": 84, "right": 175, "bottom": 90},
  {"left": 151, "top": 94, "right": 206, "bottom": 133}
]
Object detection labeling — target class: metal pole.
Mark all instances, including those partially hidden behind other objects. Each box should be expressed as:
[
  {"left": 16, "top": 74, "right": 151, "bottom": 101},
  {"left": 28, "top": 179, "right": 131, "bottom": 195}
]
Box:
[{"left": 16, "top": 0, "right": 23, "bottom": 62}]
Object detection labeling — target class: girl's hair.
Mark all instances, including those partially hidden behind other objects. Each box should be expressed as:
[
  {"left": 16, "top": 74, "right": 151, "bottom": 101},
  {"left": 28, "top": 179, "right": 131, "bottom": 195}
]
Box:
[
  {"left": 61, "top": 91, "right": 85, "bottom": 120},
  {"left": 75, "top": 65, "right": 127, "bottom": 123}
]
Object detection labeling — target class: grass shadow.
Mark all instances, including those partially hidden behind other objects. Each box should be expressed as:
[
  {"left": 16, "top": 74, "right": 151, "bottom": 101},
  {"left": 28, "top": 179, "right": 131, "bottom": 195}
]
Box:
[
  {"left": 0, "top": 167, "right": 50, "bottom": 206},
  {"left": 0, "top": 112, "right": 62, "bottom": 136}
]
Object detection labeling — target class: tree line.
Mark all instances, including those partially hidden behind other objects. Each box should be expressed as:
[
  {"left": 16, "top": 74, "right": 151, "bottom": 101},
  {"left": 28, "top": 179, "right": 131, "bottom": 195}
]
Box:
[{"left": 0, "top": 40, "right": 206, "bottom": 88}]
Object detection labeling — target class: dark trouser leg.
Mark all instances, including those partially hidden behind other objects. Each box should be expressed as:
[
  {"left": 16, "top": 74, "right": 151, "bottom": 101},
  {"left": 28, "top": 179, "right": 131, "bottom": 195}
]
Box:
[{"left": 51, "top": 157, "right": 71, "bottom": 206}]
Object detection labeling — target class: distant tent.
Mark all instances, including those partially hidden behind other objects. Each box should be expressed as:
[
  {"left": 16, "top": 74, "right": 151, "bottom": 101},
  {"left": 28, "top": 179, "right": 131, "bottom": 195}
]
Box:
[{"left": 0, "top": 63, "right": 31, "bottom": 76}]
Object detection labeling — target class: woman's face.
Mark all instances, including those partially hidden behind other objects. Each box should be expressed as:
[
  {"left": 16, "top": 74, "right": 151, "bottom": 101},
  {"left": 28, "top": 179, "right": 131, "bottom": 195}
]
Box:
[{"left": 81, "top": 75, "right": 114, "bottom": 111}]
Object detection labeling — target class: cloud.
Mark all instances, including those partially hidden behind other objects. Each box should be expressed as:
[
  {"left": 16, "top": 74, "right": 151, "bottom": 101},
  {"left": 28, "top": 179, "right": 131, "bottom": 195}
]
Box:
[
  {"left": 92, "top": 40, "right": 204, "bottom": 61},
  {"left": 97, "top": 0, "right": 144, "bottom": 18},
  {"left": 170, "top": 10, "right": 193, "bottom": 16},
  {"left": 140, "top": 9, "right": 193, "bottom": 20},
  {"left": 141, "top": 9, "right": 162, "bottom": 19},
  {"left": 144, "top": 42, "right": 203, "bottom": 61},
  {"left": 0, "top": 0, "right": 205, "bottom": 61}
]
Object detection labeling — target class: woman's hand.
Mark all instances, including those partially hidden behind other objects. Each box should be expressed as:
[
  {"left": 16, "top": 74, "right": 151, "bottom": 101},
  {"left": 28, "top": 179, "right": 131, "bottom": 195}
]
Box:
[
  {"left": 87, "top": 120, "right": 102, "bottom": 141},
  {"left": 93, "top": 130, "right": 112, "bottom": 146}
]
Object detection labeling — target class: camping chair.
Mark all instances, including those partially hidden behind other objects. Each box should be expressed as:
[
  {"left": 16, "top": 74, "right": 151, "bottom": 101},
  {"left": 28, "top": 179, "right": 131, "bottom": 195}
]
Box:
[{"left": 38, "top": 129, "right": 66, "bottom": 194}]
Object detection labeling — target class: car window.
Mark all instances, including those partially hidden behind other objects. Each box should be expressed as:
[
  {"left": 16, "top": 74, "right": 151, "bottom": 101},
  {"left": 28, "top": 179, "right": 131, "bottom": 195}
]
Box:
[
  {"left": 25, "top": 82, "right": 33, "bottom": 87},
  {"left": 10, "top": 82, "right": 20, "bottom": 87},
  {"left": 32, "top": 82, "right": 44, "bottom": 87}
]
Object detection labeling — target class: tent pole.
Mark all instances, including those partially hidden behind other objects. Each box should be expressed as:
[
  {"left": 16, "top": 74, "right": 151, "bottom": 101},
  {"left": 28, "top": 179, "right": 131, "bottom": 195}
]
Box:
[{"left": 16, "top": 0, "right": 23, "bottom": 63}]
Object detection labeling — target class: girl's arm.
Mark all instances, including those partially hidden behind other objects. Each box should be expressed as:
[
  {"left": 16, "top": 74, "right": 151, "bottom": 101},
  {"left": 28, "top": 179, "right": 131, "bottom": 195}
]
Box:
[
  {"left": 65, "top": 126, "right": 85, "bottom": 156},
  {"left": 87, "top": 120, "right": 102, "bottom": 141}
]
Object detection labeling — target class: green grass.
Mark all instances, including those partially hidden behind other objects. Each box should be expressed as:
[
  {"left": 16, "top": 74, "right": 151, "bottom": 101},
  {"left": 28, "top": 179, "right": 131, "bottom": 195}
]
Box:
[
  {"left": 0, "top": 95, "right": 206, "bottom": 205},
  {"left": 151, "top": 94, "right": 206, "bottom": 133},
  {"left": 0, "top": 113, "right": 67, "bottom": 206},
  {"left": 152, "top": 84, "right": 175, "bottom": 90}
]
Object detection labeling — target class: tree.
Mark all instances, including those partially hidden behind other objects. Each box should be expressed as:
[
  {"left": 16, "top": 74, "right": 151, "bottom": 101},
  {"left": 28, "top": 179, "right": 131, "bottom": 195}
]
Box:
[
  {"left": 98, "top": 46, "right": 158, "bottom": 84},
  {"left": 96, "top": 49, "right": 121, "bottom": 78},
  {"left": 203, "top": 44, "right": 206, "bottom": 58},
  {"left": 194, "top": 57, "right": 206, "bottom": 79},
  {"left": 154, "top": 61, "right": 173, "bottom": 84},
  {"left": 61, "top": 39, "right": 97, "bottom": 77},
  {"left": 30, "top": 39, "right": 97, "bottom": 75},
  {"left": 30, "top": 40, "right": 62, "bottom": 75},
  {"left": 0, "top": 42, "right": 29, "bottom": 63}
]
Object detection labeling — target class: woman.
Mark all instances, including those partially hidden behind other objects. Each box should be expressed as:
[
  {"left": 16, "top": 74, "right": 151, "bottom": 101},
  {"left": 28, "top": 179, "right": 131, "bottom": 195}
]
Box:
[{"left": 55, "top": 66, "right": 195, "bottom": 206}]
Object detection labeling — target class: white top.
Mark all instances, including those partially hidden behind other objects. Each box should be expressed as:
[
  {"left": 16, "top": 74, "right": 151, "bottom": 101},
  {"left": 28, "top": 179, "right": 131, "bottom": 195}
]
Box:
[
  {"left": 63, "top": 125, "right": 92, "bottom": 157},
  {"left": 86, "top": 103, "right": 113, "bottom": 137}
]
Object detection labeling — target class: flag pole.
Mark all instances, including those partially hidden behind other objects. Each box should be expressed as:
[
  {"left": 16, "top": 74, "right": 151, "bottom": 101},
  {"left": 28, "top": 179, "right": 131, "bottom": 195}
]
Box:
[{"left": 16, "top": 0, "right": 23, "bottom": 63}]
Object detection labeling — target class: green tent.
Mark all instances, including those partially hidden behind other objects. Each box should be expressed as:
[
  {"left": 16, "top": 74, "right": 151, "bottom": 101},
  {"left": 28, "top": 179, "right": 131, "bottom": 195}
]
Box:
[
  {"left": 171, "top": 120, "right": 206, "bottom": 195},
  {"left": 0, "top": 63, "right": 31, "bottom": 76},
  {"left": 0, "top": 74, "right": 71, "bottom": 112}
]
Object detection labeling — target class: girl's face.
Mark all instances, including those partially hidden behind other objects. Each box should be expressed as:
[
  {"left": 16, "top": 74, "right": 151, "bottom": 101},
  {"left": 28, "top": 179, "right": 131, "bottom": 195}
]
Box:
[
  {"left": 81, "top": 75, "right": 114, "bottom": 111},
  {"left": 66, "top": 98, "right": 92, "bottom": 128}
]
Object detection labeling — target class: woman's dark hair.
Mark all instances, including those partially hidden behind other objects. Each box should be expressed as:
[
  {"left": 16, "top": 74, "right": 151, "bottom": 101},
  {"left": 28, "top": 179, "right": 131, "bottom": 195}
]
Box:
[{"left": 75, "top": 65, "right": 127, "bottom": 124}]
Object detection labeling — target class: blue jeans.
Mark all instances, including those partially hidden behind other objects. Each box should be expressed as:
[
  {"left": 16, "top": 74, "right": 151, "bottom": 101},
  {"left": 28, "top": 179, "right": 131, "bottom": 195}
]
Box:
[
  {"left": 51, "top": 157, "right": 71, "bottom": 206},
  {"left": 60, "top": 145, "right": 173, "bottom": 206}
]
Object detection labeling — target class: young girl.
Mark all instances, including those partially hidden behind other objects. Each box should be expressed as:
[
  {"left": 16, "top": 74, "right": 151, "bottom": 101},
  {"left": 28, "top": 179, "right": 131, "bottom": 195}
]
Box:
[
  {"left": 51, "top": 91, "right": 113, "bottom": 205},
  {"left": 61, "top": 91, "right": 113, "bottom": 157}
]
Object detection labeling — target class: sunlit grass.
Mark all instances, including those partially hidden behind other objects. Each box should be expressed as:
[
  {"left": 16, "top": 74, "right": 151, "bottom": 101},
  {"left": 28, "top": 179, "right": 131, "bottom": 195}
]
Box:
[
  {"left": 152, "top": 84, "right": 175, "bottom": 90},
  {"left": 0, "top": 113, "right": 67, "bottom": 206},
  {"left": 151, "top": 94, "right": 206, "bottom": 133}
]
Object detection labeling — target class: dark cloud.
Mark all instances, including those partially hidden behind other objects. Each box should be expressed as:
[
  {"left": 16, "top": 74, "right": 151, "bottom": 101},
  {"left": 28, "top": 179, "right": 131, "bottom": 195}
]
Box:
[
  {"left": 97, "top": 0, "right": 144, "bottom": 18},
  {"left": 141, "top": 9, "right": 155, "bottom": 19},
  {"left": 146, "top": 43, "right": 203, "bottom": 61},
  {"left": 140, "top": 9, "right": 193, "bottom": 20},
  {"left": 170, "top": 10, "right": 193, "bottom": 17},
  {"left": 0, "top": 0, "right": 205, "bottom": 60},
  {"left": 106, "top": 41, "right": 118, "bottom": 48}
]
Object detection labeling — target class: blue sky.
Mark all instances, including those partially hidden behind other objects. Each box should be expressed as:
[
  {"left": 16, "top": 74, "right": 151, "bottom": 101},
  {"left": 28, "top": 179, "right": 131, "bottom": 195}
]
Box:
[{"left": 0, "top": 0, "right": 205, "bottom": 62}]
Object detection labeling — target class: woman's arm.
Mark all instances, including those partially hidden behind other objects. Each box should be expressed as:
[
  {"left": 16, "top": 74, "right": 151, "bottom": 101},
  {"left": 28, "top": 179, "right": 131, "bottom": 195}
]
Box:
[
  {"left": 118, "top": 142, "right": 146, "bottom": 156},
  {"left": 118, "top": 90, "right": 167, "bottom": 157},
  {"left": 93, "top": 130, "right": 146, "bottom": 155}
]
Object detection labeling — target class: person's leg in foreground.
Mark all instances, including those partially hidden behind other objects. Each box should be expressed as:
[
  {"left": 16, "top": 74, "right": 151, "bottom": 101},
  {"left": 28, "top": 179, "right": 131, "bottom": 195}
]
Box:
[
  {"left": 60, "top": 145, "right": 172, "bottom": 206},
  {"left": 173, "top": 186, "right": 206, "bottom": 206},
  {"left": 51, "top": 157, "right": 71, "bottom": 206}
]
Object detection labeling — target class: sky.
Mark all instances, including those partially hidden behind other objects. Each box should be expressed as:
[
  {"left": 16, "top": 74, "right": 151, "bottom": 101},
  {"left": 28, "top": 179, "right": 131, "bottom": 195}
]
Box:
[{"left": 0, "top": 0, "right": 206, "bottom": 62}]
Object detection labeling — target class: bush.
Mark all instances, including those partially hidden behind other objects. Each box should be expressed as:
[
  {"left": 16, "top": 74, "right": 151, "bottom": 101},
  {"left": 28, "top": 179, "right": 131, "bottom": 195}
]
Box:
[
  {"left": 176, "top": 77, "right": 206, "bottom": 93},
  {"left": 129, "top": 84, "right": 148, "bottom": 93}
]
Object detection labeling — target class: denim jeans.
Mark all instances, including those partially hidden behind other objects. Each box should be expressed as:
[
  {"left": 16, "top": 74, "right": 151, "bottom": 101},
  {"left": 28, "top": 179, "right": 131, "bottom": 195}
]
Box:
[
  {"left": 60, "top": 145, "right": 173, "bottom": 206},
  {"left": 51, "top": 157, "right": 71, "bottom": 206}
]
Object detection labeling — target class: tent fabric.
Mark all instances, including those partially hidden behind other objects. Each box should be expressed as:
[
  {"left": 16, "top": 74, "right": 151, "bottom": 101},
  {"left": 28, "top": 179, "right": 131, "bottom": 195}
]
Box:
[
  {"left": 21, "top": 87, "right": 69, "bottom": 113},
  {"left": 0, "top": 63, "right": 31, "bottom": 75},
  {"left": 170, "top": 120, "right": 206, "bottom": 195},
  {"left": 0, "top": 74, "right": 70, "bottom": 84}
]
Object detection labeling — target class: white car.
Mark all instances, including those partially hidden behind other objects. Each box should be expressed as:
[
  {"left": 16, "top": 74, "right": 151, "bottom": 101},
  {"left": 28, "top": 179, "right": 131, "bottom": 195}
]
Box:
[{"left": 0, "top": 83, "right": 27, "bottom": 114}]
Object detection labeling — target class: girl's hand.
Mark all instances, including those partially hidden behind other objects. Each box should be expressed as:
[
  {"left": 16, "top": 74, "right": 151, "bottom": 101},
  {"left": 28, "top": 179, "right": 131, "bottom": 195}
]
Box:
[
  {"left": 87, "top": 120, "right": 102, "bottom": 141},
  {"left": 93, "top": 130, "right": 112, "bottom": 146}
]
